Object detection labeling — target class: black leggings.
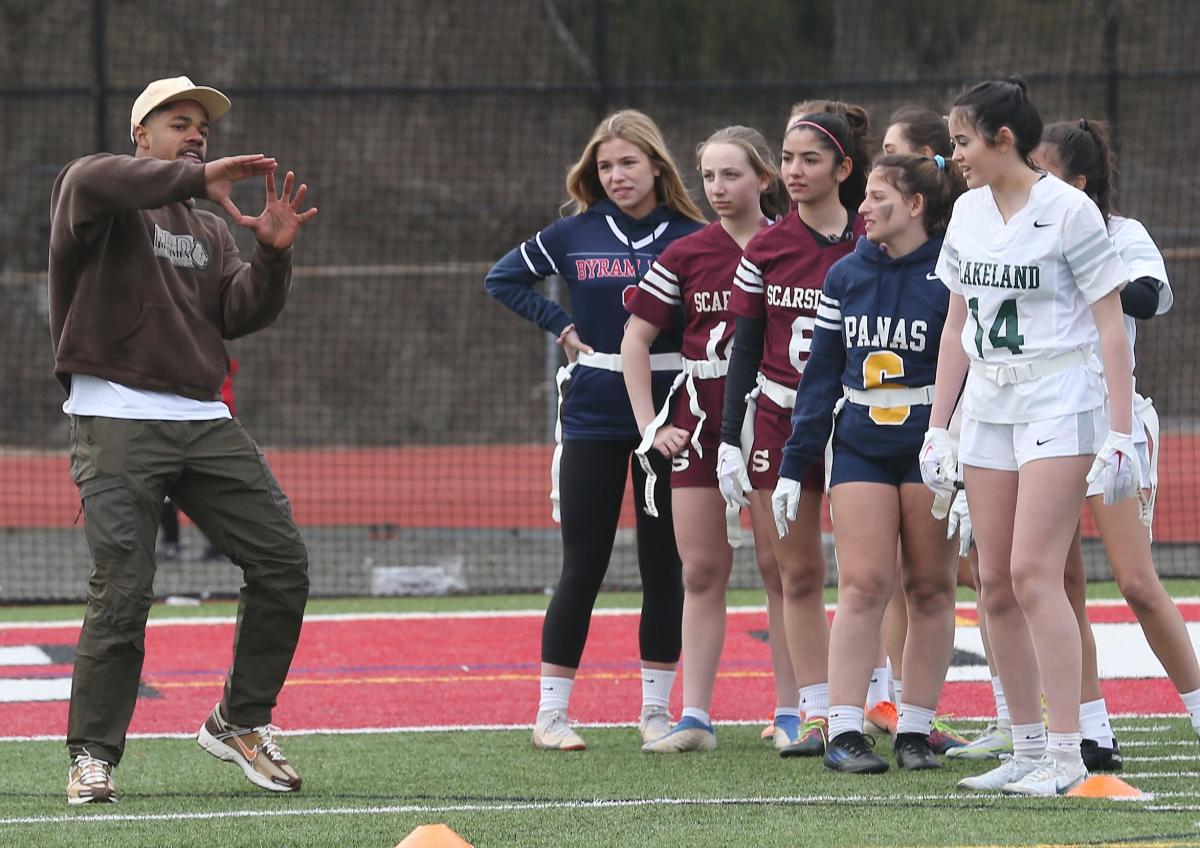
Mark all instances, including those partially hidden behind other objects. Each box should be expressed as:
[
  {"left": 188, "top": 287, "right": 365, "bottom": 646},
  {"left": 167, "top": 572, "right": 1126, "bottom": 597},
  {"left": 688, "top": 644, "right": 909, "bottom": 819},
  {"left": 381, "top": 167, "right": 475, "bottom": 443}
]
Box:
[{"left": 541, "top": 438, "right": 683, "bottom": 668}]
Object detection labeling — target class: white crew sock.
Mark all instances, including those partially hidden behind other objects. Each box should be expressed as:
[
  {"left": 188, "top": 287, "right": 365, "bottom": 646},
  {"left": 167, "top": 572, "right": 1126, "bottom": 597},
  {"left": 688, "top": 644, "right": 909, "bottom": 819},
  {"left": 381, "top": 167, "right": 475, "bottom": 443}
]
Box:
[
  {"left": 992, "top": 676, "right": 1011, "bottom": 729},
  {"left": 867, "top": 666, "right": 891, "bottom": 706},
  {"left": 896, "top": 703, "right": 935, "bottom": 737},
  {"left": 1047, "top": 730, "right": 1084, "bottom": 768},
  {"left": 641, "top": 667, "right": 676, "bottom": 711},
  {"left": 1180, "top": 687, "right": 1200, "bottom": 735},
  {"left": 800, "top": 683, "right": 830, "bottom": 721},
  {"left": 1012, "top": 721, "right": 1047, "bottom": 761},
  {"left": 892, "top": 678, "right": 903, "bottom": 708},
  {"left": 775, "top": 706, "right": 801, "bottom": 722},
  {"left": 538, "top": 676, "right": 573, "bottom": 717},
  {"left": 1079, "top": 698, "right": 1113, "bottom": 748},
  {"left": 680, "top": 707, "right": 712, "bottom": 727},
  {"left": 828, "top": 705, "right": 865, "bottom": 741}
]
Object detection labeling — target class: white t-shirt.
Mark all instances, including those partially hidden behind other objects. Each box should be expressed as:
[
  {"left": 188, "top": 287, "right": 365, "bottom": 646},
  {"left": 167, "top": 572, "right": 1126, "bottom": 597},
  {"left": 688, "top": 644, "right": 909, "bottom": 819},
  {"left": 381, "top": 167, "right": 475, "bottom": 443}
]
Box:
[
  {"left": 1108, "top": 214, "right": 1172, "bottom": 369},
  {"left": 936, "top": 175, "right": 1129, "bottom": 424},
  {"left": 63, "top": 374, "right": 232, "bottom": 421}
]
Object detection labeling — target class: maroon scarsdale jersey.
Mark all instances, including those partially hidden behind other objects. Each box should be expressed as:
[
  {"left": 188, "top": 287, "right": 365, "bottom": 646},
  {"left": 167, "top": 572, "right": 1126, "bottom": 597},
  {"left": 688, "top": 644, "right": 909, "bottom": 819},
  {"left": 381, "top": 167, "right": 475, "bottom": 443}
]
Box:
[
  {"left": 627, "top": 220, "right": 752, "bottom": 445},
  {"left": 730, "top": 211, "right": 864, "bottom": 412}
]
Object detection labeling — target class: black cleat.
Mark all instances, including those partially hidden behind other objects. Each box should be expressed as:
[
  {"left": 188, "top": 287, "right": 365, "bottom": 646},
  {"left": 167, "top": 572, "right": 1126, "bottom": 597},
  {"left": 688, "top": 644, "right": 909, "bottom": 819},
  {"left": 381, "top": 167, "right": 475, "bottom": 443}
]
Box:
[
  {"left": 894, "top": 732, "right": 942, "bottom": 770},
  {"left": 823, "top": 730, "right": 889, "bottom": 774},
  {"left": 1080, "top": 737, "right": 1123, "bottom": 772}
]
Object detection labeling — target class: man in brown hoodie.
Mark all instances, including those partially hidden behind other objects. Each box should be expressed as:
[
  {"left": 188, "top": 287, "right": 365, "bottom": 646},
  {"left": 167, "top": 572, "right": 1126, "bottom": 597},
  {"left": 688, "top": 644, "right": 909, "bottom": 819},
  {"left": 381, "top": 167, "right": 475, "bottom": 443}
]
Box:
[{"left": 49, "top": 76, "right": 317, "bottom": 804}]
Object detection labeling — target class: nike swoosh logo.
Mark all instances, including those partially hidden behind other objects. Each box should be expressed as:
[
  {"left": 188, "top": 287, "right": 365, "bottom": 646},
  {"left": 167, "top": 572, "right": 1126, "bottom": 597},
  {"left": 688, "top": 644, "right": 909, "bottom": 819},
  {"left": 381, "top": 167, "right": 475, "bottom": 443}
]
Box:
[
  {"left": 1035, "top": 438, "right": 1056, "bottom": 446},
  {"left": 926, "top": 272, "right": 940, "bottom": 280},
  {"left": 232, "top": 734, "right": 258, "bottom": 762},
  {"left": 1033, "top": 221, "right": 1053, "bottom": 228}
]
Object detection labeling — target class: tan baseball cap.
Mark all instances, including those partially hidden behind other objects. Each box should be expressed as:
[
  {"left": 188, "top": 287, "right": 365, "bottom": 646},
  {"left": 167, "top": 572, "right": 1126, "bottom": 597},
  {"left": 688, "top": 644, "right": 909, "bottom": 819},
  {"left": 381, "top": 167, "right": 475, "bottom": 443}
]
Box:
[{"left": 130, "top": 76, "right": 230, "bottom": 141}]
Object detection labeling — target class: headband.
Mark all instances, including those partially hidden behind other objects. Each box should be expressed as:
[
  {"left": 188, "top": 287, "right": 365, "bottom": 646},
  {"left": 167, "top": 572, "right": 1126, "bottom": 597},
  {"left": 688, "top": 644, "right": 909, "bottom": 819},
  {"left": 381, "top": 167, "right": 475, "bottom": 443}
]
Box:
[{"left": 787, "top": 120, "right": 847, "bottom": 159}]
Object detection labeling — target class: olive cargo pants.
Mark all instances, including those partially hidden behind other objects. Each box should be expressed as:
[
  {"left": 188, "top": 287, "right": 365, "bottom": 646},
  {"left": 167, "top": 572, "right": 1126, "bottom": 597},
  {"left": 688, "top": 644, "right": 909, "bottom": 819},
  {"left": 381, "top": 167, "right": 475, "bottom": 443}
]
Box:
[{"left": 66, "top": 416, "right": 309, "bottom": 765}]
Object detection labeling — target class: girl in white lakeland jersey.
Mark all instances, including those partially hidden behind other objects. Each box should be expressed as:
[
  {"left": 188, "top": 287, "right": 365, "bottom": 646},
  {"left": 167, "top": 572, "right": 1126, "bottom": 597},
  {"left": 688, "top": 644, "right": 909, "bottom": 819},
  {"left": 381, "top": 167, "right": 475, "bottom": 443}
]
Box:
[
  {"left": 773, "top": 153, "right": 967, "bottom": 774},
  {"left": 719, "top": 108, "right": 871, "bottom": 757},
  {"left": 485, "top": 111, "right": 706, "bottom": 753},
  {"left": 622, "top": 126, "right": 799, "bottom": 754},
  {"left": 922, "top": 77, "right": 1137, "bottom": 797},
  {"left": 1034, "top": 120, "right": 1200, "bottom": 759}
]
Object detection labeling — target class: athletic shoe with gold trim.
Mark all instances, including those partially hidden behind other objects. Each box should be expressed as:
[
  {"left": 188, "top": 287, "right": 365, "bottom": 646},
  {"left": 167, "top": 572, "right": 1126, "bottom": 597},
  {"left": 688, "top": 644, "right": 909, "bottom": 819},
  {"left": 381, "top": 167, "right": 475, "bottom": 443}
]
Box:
[
  {"left": 67, "top": 750, "right": 116, "bottom": 805},
  {"left": 197, "top": 703, "right": 301, "bottom": 792}
]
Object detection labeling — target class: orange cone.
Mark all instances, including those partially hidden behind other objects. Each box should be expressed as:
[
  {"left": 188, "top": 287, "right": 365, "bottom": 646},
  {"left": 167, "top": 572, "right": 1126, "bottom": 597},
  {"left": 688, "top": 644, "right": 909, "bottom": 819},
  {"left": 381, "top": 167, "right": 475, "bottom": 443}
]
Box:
[
  {"left": 395, "top": 823, "right": 474, "bottom": 847},
  {"left": 1066, "top": 774, "right": 1147, "bottom": 799}
]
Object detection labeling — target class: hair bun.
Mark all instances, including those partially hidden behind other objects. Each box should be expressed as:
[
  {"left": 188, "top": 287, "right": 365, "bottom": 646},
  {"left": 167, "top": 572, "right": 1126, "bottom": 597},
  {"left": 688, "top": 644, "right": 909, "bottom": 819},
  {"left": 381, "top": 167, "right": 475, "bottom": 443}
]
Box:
[
  {"left": 1006, "top": 75, "right": 1029, "bottom": 95},
  {"left": 1079, "top": 117, "right": 1090, "bottom": 132}
]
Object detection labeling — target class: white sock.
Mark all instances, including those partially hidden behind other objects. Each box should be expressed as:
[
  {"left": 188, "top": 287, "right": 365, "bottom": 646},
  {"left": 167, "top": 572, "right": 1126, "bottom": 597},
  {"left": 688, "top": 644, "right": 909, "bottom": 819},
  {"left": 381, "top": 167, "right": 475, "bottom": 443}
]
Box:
[
  {"left": 892, "top": 679, "right": 903, "bottom": 708},
  {"left": 641, "top": 668, "right": 675, "bottom": 711},
  {"left": 774, "top": 706, "right": 801, "bottom": 722},
  {"left": 800, "top": 683, "right": 830, "bottom": 721},
  {"left": 1012, "top": 721, "right": 1047, "bottom": 761},
  {"left": 992, "top": 676, "right": 1011, "bottom": 729},
  {"left": 1180, "top": 687, "right": 1200, "bottom": 734},
  {"left": 828, "top": 705, "right": 864, "bottom": 740},
  {"left": 896, "top": 703, "right": 935, "bottom": 737},
  {"left": 867, "top": 667, "right": 891, "bottom": 706},
  {"left": 1079, "top": 698, "right": 1113, "bottom": 748},
  {"left": 538, "top": 676, "right": 573, "bottom": 716},
  {"left": 1047, "top": 730, "right": 1084, "bottom": 768},
  {"left": 681, "top": 707, "right": 711, "bottom": 727}
]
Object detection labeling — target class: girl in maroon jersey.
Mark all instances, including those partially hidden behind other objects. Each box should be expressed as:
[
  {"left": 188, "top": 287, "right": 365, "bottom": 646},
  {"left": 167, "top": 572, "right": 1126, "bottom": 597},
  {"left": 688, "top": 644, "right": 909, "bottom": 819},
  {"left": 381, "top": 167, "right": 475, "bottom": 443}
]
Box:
[
  {"left": 622, "top": 125, "right": 795, "bottom": 752},
  {"left": 718, "top": 108, "right": 872, "bottom": 756}
]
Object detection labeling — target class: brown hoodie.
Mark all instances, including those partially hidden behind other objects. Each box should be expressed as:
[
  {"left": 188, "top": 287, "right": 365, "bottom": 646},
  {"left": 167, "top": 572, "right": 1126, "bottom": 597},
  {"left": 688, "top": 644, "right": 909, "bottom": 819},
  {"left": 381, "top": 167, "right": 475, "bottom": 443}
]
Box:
[{"left": 49, "top": 153, "right": 293, "bottom": 400}]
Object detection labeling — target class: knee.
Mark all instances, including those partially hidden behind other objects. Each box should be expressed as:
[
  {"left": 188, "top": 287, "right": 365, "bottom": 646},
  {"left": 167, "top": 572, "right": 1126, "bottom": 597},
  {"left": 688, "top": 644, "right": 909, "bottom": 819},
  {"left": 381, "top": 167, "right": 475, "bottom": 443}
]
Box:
[
  {"left": 979, "top": 569, "right": 1017, "bottom": 615},
  {"left": 902, "top": 572, "right": 955, "bottom": 616},
  {"left": 780, "top": 560, "right": 826, "bottom": 601},
  {"left": 838, "top": 570, "right": 892, "bottom": 614},
  {"left": 682, "top": 558, "right": 727, "bottom": 595},
  {"left": 1115, "top": 569, "right": 1163, "bottom": 613},
  {"left": 1009, "top": 558, "right": 1054, "bottom": 611}
]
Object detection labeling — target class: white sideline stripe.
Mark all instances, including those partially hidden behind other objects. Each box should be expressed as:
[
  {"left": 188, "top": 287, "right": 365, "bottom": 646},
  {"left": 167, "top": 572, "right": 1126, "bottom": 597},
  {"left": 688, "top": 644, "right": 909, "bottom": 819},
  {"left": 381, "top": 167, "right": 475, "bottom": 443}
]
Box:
[
  {"left": 1112, "top": 724, "right": 1176, "bottom": 733},
  {"left": 1121, "top": 739, "right": 1198, "bottom": 748},
  {"left": 1125, "top": 771, "right": 1200, "bottom": 778},
  {"left": 4, "top": 597, "right": 1198, "bottom": 630},
  {"left": 0, "top": 646, "right": 52, "bottom": 665},
  {"left": 1126, "top": 754, "right": 1200, "bottom": 762},
  {"left": 0, "top": 791, "right": 1153, "bottom": 827},
  {"left": 0, "top": 715, "right": 1191, "bottom": 744}
]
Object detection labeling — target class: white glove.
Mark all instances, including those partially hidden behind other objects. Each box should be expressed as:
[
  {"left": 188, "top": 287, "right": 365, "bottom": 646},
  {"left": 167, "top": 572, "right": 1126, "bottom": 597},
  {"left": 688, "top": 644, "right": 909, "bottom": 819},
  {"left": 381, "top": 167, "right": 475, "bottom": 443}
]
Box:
[
  {"left": 946, "top": 488, "right": 973, "bottom": 557},
  {"left": 1086, "top": 431, "right": 1141, "bottom": 505},
  {"left": 717, "top": 442, "right": 752, "bottom": 510},
  {"left": 771, "top": 477, "right": 803, "bottom": 539},
  {"left": 920, "top": 428, "right": 958, "bottom": 504}
]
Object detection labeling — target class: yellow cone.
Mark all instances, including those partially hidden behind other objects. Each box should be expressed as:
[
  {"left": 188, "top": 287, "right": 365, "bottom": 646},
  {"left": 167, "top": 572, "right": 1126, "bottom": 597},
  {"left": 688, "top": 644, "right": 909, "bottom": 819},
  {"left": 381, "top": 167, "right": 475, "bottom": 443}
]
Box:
[
  {"left": 395, "top": 823, "right": 474, "bottom": 847},
  {"left": 1066, "top": 774, "right": 1147, "bottom": 799}
]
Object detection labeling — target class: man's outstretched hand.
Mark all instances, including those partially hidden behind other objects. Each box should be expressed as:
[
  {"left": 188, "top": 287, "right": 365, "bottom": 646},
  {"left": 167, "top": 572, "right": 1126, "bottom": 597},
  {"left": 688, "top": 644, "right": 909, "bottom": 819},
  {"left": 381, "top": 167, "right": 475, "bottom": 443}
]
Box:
[
  {"left": 204, "top": 156, "right": 318, "bottom": 248},
  {"left": 242, "top": 170, "right": 318, "bottom": 250}
]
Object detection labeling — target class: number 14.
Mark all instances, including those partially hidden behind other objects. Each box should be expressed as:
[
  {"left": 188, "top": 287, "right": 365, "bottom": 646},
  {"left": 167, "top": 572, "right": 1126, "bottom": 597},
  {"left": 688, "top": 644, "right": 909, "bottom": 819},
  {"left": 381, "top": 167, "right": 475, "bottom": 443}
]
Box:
[{"left": 967, "top": 296, "right": 1024, "bottom": 356}]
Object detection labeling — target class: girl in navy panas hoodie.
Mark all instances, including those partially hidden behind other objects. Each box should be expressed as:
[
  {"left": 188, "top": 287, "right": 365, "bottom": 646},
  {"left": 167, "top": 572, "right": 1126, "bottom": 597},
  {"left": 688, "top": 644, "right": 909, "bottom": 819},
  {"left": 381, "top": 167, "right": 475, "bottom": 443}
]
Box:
[{"left": 485, "top": 110, "right": 705, "bottom": 752}]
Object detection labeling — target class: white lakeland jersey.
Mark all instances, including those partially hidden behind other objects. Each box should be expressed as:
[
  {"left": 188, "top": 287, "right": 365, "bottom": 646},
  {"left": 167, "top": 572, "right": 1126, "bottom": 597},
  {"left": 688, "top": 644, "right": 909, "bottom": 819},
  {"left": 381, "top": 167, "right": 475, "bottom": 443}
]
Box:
[
  {"left": 1108, "top": 215, "right": 1173, "bottom": 369},
  {"left": 936, "top": 175, "right": 1129, "bottom": 423}
]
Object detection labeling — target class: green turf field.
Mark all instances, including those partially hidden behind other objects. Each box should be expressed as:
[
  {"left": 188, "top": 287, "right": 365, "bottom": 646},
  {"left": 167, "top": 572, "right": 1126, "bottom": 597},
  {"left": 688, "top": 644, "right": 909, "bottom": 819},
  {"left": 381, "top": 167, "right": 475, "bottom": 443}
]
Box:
[{"left": 0, "top": 720, "right": 1197, "bottom": 847}]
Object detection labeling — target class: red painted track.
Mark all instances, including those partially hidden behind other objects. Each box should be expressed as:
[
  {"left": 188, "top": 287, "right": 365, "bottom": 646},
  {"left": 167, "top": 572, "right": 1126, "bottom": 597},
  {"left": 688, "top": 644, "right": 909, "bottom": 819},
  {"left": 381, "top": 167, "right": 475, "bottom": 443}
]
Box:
[
  {"left": 5, "top": 435, "right": 1200, "bottom": 540},
  {"left": 2, "top": 603, "right": 1196, "bottom": 738}
]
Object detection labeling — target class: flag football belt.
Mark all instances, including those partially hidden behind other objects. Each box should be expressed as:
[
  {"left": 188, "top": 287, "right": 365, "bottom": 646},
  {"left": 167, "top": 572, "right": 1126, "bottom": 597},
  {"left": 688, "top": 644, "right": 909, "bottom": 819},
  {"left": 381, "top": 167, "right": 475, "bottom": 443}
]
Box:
[
  {"left": 635, "top": 356, "right": 731, "bottom": 519},
  {"left": 549, "top": 351, "right": 683, "bottom": 522},
  {"left": 969, "top": 348, "right": 1096, "bottom": 387},
  {"left": 843, "top": 384, "right": 936, "bottom": 408},
  {"left": 1134, "top": 391, "right": 1160, "bottom": 535}
]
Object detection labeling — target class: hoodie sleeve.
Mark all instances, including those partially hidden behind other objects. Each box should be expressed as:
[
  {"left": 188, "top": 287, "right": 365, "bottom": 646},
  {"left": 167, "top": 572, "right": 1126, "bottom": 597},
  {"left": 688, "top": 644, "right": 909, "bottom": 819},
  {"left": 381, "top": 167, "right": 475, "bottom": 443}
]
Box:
[
  {"left": 50, "top": 154, "right": 207, "bottom": 256},
  {"left": 217, "top": 220, "right": 295, "bottom": 339},
  {"left": 484, "top": 219, "right": 574, "bottom": 337},
  {"left": 779, "top": 275, "right": 847, "bottom": 480}
]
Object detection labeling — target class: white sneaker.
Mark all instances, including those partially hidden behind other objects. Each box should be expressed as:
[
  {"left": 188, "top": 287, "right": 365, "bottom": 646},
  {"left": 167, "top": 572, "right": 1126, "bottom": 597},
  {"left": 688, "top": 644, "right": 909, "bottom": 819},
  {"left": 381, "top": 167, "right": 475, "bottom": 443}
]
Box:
[
  {"left": 531, "top": 710, "right": 586, "bottom": 751},
  {"left": 945, "top": 723, "right": 1014, "bottom": 760},
  {"left": 1001, "top": 753, "right": 1088, "bottom": 796},
  {"left": 641, "top": 716, "right": 716, "bottom": 753},
  {"left": 957, "top": 754, "right": 1040, "bottom": 791},
  {"left": 638, "top": 705, "right": 672, "bottom": 745}
]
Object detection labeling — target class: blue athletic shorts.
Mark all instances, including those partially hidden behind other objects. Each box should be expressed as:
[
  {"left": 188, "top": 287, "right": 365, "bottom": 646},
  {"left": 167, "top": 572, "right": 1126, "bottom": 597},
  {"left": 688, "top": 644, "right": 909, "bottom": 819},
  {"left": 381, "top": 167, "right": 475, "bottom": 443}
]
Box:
[{"left": 829, "top": 444, "right": 922, "bottom": 488}]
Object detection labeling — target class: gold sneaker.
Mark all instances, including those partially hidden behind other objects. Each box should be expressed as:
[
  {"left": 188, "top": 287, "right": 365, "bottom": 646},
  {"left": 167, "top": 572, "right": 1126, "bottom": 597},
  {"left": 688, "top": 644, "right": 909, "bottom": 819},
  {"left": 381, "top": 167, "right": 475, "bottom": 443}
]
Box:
[
  {"left": 67, "top": 750, "right": 116, "bottom": 805},
  {"left": 197, "top": 703, "right": 301, "bottom": 792}
]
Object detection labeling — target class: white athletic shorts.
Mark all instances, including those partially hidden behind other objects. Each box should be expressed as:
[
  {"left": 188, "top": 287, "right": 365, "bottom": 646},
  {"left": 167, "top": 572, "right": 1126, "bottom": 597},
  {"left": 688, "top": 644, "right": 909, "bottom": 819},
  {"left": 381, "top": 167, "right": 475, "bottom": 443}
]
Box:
[{"left": 959, "top": 407, "right": 1103, "bottom": 472}]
